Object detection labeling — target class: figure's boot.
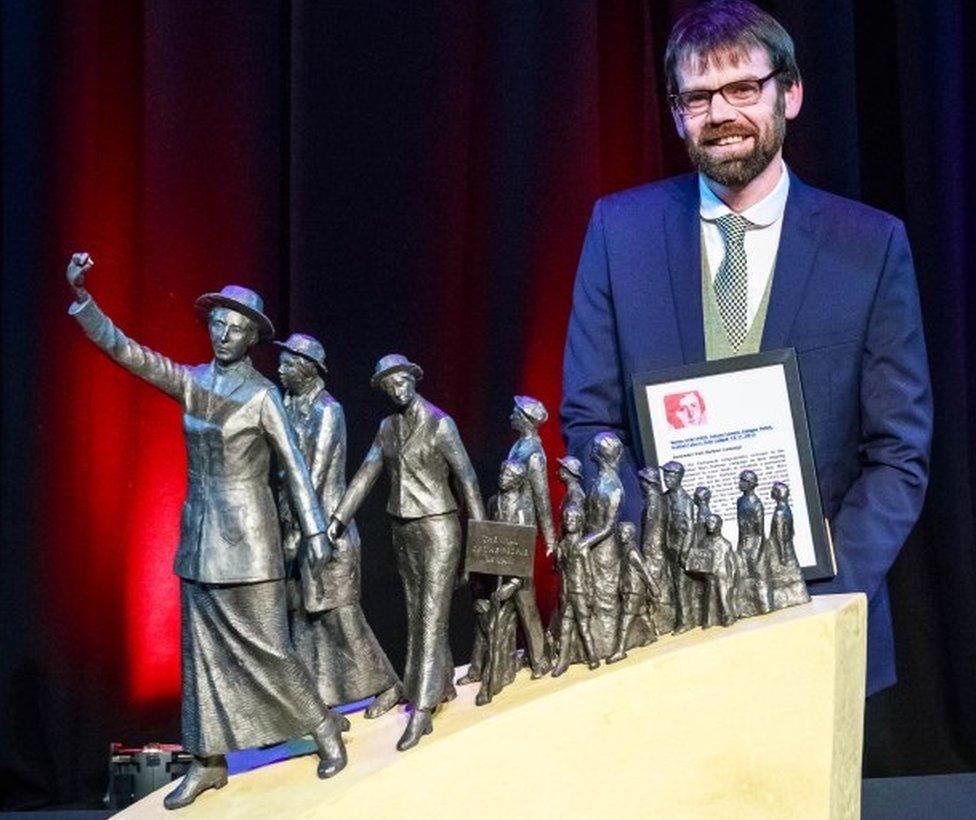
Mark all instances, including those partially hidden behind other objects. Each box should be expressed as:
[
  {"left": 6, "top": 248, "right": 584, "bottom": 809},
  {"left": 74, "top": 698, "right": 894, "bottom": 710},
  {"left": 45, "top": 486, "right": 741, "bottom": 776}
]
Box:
[
  {"left": 312, "top": 713, "right": 348, "bottom": 779},
  {"left": 579, "top": 622, "right": 601, "bottom": 670},
  {"left": 396, "top": 708, "right": 433, "bottom": 751},
  {"left": 163, "top": 755, "right": 227, "bottom": 810},
  {"left": 607, "top": 615, "right": 634, "bottom": 664},
  {"left": 365, "top": 683, "right": 403, "bottom": 719}
]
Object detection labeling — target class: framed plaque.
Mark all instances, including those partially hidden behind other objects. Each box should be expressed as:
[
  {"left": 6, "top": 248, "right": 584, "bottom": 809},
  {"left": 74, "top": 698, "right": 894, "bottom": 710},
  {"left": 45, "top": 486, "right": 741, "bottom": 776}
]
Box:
[
  {"left": 465, "top": 519, "right": 536, "bottom": 578},
  {"left": 632, "top": 348, "right": 835, "bottom": 581}
]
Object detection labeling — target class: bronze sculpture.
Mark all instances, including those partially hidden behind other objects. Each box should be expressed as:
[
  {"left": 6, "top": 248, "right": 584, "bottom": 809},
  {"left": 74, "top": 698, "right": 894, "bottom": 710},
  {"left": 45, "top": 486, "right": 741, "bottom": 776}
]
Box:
[
  {"left": 275, "top": 333, "right": 401, "bottom": 718},
  {"left": 557, "top": 455, "right": 586, "bottom": 521},
  {"left": 638, "top": 467, "right": 675, "bottom": 635},
  {"left": 551, "top": 503, "right": 601, "bottom": 676},
  {"left": 686, "top": 514, "right": 738, "bottom": 628},
  {"left": 607, "top": 521, "right": 659, "bottom": 663},
  {"left": 662, "top": 461, "right": 702, "bottom": 634},
  {"left": 328, "top": 354, "right": 485, "bottom": 751},
  {"left": 582, "top": 432, "right": 626, "bottom": 657},
  {"left": 470, "top": 459, "right": 535, "bottom": 704},
  {"left": 734, "top": 469, "right": 773, "bottom": 617},
  {"left": 65, "top": 254, "right": 347, "bottom": 809},
  {"left": 503, "top": 396, "right": 555, "bottom": 677},
  {"left": 767, "top": 482, "right": 811, "bottom": 609}
]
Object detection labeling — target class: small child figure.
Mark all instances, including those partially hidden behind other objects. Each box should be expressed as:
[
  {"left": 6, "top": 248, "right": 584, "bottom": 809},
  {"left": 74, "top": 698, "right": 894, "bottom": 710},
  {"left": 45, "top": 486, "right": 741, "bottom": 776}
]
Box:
[
  {"left": 607, "top": 521, "right": 660, "bottom": 663},
  {"left": 551, "top": 504, "right": 601, "bottom": 676}
]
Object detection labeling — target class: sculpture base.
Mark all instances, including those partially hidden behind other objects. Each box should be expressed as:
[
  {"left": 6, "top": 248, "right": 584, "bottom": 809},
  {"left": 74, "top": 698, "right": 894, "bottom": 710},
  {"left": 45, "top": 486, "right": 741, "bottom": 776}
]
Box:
[{"left": 117, "top": 594, "right": 866, "bottom": 819}]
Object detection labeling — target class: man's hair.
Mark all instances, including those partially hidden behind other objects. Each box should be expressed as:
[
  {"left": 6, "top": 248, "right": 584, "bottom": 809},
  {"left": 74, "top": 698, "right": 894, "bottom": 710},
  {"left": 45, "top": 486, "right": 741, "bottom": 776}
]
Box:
[{"left": 664, "top": 0, "right": 800, "bottom": 95}]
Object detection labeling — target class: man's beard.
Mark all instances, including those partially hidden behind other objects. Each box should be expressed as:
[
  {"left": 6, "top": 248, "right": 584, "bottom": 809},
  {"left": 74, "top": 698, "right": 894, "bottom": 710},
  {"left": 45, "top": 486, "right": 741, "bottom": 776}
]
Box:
[{"left": 685, "top": 95, "right": 786, "bottom": 188}]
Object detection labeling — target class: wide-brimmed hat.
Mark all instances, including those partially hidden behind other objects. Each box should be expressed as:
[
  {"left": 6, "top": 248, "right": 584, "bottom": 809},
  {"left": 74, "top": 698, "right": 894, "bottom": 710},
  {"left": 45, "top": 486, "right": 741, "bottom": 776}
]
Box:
[
  {"left": 513, "top": 395, "right": 548, "bottom": 426},
  {"left": 370, "top": 353, "right": 423, "bottom": 388},
  {"left": 637, "top": 466, "right": 661, "bottom": 485},
  {"left": 273, "top": 332, "right": 328, "bottom": 376},
  {"left": 557, "top": 456, "right": 583, "bottom": 479},
  {"left": 194, "top": 285, "right": 275, "bottom": 340}
]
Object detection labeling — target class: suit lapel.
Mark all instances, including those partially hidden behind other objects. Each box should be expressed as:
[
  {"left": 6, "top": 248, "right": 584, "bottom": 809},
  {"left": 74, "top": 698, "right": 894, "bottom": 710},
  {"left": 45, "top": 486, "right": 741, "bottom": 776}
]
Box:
[
  {"left": 761, "top": 174, "right": 823, "bottom": 350},
  {"left": 663, "top": 176, "right": 705, "bottom": 363},
  {"left": 401, "top": 399, "right": 430, "bottom": 451}
]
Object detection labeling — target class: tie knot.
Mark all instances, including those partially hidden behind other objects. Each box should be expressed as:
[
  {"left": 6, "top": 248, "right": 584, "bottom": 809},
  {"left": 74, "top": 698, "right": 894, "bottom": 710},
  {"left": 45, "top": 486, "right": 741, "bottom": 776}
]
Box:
[{"left": 715, "top": 213, "right": 750, "bottom": 245}]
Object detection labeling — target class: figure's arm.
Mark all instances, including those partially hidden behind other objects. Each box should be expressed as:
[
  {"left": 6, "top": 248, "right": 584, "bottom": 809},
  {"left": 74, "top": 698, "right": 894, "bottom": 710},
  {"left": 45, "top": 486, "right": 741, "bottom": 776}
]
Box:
[
  {"left": 492, "top": 577, "right": 522, "bottom": 602},
  {"left": 262, "top": 389, "right": 327, "bottom": 537},
  {"left": 628, "top": 548, "right": 659, "bottom": 598},
  {"left": 439, "top": 417, "right": 486, "bottom": 521},
  {"left": 815, "top": 221, "right": 932, "bottom": 601},
  {"left": 330, "top": 432, "right": 384, "bottom": 537},
  {"left": 311, "top": 402, "right": 346, "bottom": 518},
  {"left": 526, "top": 452, "right": 557, "bottom": 555},
  {"left": 66, "top": 253, "right": 188, "bottom": 401}
]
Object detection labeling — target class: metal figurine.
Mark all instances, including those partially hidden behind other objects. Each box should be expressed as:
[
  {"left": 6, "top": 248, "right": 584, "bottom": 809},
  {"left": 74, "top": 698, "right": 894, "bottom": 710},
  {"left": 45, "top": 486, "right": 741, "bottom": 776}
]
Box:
[
  {"left": 662, "top": 461, "right": 703, "bottom": 634},
  {"left": 733, "top": 469, "right": 773, "bottom": 617},
  {"left": 582, "top": 432, "right": 626, "bottom": 658},
  {"left": 685, "top": 514, "right": 738, "bottom": 628},
  {"left": 328, "top": 354, "right": 485, "bottom": 751},
  {"left": 557, "top": 456, "right": 586, "bottom": 520},
  {"left": 638, "top": 467, "right": 675, "bottom": 635},
  {"left": 767, "top": 482, "right": 811, "bottom": 609},
  {"left": 275, "top": 333, "right": 401, "bottom": 719},
  {"left": 607, "top": 521, "right": 659, "bottom": 663},
  {"left": 471, "top": 459, "right": 534, "bottom": 705},
  {"left": 551, "top": 504, "right": 601, "bottom": 676},
  {"left": 504, "top": 396, "right": 556, "bottom": 677},
  {"left": 692, "top": 486, "right": 713, "bottom": 540},
  {"left": 65, "top": 254, "right": 347, "bottom": 809}
]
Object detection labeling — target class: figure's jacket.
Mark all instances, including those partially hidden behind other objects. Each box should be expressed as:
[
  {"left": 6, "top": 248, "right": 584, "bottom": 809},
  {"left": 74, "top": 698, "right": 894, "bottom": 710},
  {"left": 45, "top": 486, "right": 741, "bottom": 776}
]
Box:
[
  {"left": 334, "top": 395, "right": 485, "bottom": 524},
  {"left": 282, "top": 388, "right": 360, "bottom": 609},
  {"left": 71, "top": 298, "right": 325, "bottom": 584}
]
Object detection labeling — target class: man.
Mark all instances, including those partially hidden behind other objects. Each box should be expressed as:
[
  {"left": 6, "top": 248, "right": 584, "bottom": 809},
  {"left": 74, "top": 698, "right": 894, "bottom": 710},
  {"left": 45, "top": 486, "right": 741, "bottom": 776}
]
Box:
[
  {"left": 65, "top": 254, "right": 347, "bottom": 810},
  {"left": 638, "top": 466, "right": 675, "bottom": 634},
  {"left": 557, "top": 456, "right": 586, "bottom": 520},
  {"left": 560, "top": 0, "right": 931, "bottom": 695},
  {"left": 275, "top": 333, "right": 401, "bottom": 718},
  {"left": 551, "top": 503, "right": 600, "bottom": 676},
  {"left": 606, "top": 521, "right": 658, "bottom": 664},
  {"left": 328, "top": 354, "right": 485, "bottom": 751}
]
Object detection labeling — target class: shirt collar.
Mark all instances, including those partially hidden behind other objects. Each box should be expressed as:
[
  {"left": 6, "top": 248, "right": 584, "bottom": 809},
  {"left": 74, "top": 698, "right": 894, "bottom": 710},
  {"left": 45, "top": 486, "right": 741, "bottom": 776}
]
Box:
[{"left": 698, "top": 160, "right": 790, "bottom": 227}]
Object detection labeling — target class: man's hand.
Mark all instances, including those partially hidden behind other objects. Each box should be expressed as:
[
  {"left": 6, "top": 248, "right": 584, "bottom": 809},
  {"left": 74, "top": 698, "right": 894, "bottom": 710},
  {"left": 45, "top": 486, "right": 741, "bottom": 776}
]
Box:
[
  {"left": 307, "top": 533, "right": 332, "bottom": 567},
  {"left": 326, "top": 517, "right": 345, "bottom": 544},
  {"left": 67, "top": 252, "right": 93, "bottom": 302}
]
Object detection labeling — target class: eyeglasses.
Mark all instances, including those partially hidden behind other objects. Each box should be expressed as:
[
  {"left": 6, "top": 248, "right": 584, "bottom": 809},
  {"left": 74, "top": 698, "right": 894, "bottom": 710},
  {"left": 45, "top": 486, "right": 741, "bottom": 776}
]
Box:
[{"left": 669, "top": 70, "right": 781, "bottom": 116}]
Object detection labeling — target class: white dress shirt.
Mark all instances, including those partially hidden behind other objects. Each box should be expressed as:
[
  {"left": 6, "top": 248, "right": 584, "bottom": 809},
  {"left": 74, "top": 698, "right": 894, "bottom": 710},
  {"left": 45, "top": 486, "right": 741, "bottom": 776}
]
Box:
[{"left": 699, "top": 160, "right": 790, "bottom": 327}]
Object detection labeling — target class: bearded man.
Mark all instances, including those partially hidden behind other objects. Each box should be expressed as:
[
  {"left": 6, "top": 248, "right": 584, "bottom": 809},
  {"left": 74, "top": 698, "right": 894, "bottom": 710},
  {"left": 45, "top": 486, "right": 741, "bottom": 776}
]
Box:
[{"left": 560, "top": 0, "right": 931, "bottom": 696}]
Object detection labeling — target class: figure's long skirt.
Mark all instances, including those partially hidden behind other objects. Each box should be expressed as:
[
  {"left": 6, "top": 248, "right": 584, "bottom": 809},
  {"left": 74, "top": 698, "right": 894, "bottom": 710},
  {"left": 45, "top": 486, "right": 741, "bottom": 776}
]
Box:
[
  {"left": 290, "top": 602, "right": 400, "bottom": 706},
  {"left": 180, "top": 578, "right": 326, "bottom": 756}
]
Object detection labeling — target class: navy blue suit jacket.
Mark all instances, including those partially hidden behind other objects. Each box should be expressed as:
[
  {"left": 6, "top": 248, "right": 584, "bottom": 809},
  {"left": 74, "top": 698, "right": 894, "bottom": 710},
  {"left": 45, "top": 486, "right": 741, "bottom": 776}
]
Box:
[{"left": 561, "top": 171, "right": 932, "bottom": 695}]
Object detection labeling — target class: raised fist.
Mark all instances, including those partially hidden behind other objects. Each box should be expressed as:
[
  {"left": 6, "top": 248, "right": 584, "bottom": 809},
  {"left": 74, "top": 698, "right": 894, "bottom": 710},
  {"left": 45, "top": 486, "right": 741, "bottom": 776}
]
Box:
[{"left": 67, "top": 252, "right": 93, "bottom": 299}]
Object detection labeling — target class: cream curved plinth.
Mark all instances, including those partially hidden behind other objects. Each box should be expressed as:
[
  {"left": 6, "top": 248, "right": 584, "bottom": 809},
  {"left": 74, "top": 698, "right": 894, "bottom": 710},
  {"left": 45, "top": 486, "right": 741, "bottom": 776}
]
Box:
[{"left": 119, "top": 593, "right": 866, "bottom": 820}]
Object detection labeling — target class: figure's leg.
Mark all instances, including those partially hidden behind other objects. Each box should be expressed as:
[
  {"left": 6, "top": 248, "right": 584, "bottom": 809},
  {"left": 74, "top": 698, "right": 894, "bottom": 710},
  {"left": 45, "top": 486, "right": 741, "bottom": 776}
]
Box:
[
  {"left": 575, "top": 595, "right": 601, "bottom": 670},
  {"left": 397, "top": 514, "right": 461, "bottom": 751},
  {"left": 514, "top": 583, "right": 552, "bottom": 677},
  {"left": 608, "top": 597, "right": 636, "bottom": 663},
  {"left": 551, "top": 606, "right": 577, "bottom": 677}
]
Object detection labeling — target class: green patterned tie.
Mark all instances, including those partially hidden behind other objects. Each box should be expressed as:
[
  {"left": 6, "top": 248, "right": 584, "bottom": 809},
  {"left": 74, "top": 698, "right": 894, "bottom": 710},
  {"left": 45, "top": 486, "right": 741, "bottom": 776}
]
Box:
[{"left": 714, "top": 213, "right": 750, "bottom": 351}]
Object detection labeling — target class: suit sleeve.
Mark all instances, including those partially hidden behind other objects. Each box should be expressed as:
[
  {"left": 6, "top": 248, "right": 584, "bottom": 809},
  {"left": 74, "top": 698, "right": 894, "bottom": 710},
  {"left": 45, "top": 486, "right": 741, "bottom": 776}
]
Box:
[
  {"left": 333, "top": 429, "right": 384, "bottom": 526},
  {"left": 816, "top": 219, "right": 932, "bottom": 600},
  {"left": 560, "top": 200, "right": 643, "bottom": 522},
  {"left": 261, "top": 389, "right": 326, "bottom": 537},
  {"left": 69, "top": 297, "right": 189, "bottom": 401},
  {"left": 439, "top": 418, "right": 485, "bottom": 521}
]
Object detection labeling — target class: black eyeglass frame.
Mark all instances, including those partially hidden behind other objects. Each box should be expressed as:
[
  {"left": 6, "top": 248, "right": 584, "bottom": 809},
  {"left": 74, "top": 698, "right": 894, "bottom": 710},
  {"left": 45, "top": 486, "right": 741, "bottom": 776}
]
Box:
[{"left": 668, "top": 69, "right": 783, "bottom": 115}]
